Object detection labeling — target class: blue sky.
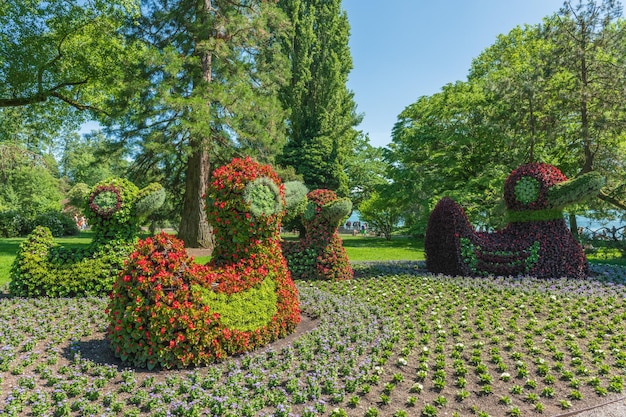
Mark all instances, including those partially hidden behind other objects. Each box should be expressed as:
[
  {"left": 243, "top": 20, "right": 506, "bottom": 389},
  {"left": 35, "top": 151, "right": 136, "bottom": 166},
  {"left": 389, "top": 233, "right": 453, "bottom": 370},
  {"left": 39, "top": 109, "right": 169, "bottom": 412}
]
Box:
[{"left": 342, "top": 0, "right": 567, "bottom": 148}]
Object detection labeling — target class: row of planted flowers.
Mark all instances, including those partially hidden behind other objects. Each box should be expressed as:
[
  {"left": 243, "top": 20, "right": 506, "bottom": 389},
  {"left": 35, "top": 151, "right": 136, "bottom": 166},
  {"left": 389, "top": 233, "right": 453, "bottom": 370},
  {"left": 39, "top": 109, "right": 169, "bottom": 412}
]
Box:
[{"left": 1, "top": 263, "right": 625, "bottom": 416}]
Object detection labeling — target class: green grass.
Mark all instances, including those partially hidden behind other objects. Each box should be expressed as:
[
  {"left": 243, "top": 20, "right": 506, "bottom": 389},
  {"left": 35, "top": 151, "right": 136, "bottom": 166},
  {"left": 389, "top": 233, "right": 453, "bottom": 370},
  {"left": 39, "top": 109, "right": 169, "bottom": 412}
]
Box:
[
  {"left": 1, "top": 231, "right": 621, "bottom": 285},
  {"left": 340, "top": 234, "right": 424, "bottom": 261}
]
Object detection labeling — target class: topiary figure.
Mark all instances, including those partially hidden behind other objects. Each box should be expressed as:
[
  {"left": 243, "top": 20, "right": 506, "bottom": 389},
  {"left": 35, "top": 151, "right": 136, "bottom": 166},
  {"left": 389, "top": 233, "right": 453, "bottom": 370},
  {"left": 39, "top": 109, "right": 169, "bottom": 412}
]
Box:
[
  {"left": 282, "top": 189, "right": 353, "bottom": 280},
  {"left": 425, "top": 163, "right": 605, "bottom": 279},
  {"left": 9, "top": 178, "right": 164, "bottom": 297},
  {"left": 107, "top": 157, "right": 300, "bottom": 369}
]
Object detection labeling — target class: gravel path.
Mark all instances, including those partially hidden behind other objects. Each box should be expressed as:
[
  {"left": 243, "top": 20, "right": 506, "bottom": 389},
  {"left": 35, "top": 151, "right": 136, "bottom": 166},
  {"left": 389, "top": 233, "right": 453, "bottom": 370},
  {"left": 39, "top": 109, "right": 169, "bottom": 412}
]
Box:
[{"left": 555, "top": 396, "right": 626, "bottom": 417}]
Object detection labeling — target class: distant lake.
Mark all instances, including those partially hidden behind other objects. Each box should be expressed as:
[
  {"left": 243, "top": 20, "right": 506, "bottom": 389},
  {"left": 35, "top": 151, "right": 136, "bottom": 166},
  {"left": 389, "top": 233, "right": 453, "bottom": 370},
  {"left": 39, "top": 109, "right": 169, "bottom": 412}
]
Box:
[
  {"left": 576, "top": 213, "right": 625, "bottom": 232},
  {"left": 346, "top": 210, "right": 625, "bottom": 232}
]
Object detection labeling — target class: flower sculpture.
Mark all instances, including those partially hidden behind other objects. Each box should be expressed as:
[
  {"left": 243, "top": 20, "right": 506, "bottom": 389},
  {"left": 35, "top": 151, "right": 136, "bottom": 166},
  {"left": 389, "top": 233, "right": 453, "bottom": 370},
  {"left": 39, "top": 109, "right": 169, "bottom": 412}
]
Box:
[
  {"left": 425, "top": 163, "right": 605, "bottom": 279},
  {"left": 9, "top": 179, "right": 164, "bottom": 297},
  {"left": 282, "top": 189, "right": 353, "bottom": 280},
  {"left": 107, "top": 157, "right": 300, "bottom": 368}
]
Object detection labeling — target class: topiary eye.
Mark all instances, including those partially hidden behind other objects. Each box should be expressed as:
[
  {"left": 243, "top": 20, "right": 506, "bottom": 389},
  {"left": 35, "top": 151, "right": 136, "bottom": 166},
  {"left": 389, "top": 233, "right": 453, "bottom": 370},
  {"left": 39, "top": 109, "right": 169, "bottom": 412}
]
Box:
[
  {"left": 89, "top": 185, "right": 122, "bottom": 218},
  {"left": 514, "top": 176, "right": 540, "bottom": 205},
  {"left": 242, "top": 177, "right": 283, "bottom": 218}
]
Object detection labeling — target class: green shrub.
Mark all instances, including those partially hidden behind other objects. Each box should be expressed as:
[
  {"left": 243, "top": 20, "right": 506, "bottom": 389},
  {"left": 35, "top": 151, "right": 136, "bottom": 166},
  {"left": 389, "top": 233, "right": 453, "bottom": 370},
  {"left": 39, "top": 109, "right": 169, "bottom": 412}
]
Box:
[
  {"left": 0, "top": 210, "right": 77, "bottom": 238},
  {"left": 9, "top": 178, "right": 163, "bottom": 297},
  {"left": 282, "top": 189, "right": 353, "bottom": 280},
  {"left": 0, "top": 210, "right": 28, "bottom": 237},
  {"left": 8, "top": 227, "right": 113, "bottom": 296},
  {"left": 33, "top": 211, "right": 78, "bottom": 237}
]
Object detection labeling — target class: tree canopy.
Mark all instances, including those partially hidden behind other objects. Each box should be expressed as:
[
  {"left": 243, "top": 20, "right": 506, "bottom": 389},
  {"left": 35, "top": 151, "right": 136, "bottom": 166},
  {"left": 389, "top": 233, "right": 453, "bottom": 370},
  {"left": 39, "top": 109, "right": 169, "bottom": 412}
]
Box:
[
  {"left": 387, "top": 0, "right": 626, "bottom": 236},
  {"left": 277, "top": 0, "right": 362, "bottom": 197},
  {"left": 0, "top": 0, "right": 140, "bottom": 126},
  {"left": 102, "top": 0, "right": 291, "bottom": 247}
]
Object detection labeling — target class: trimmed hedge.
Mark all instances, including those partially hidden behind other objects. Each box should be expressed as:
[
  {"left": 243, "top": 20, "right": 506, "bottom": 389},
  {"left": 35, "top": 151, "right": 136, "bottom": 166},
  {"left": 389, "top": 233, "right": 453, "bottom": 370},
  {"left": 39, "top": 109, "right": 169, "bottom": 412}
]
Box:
[
  {"left": 9, "top": 179, "right": 164, "bottom": 297},
  {"left": 282, "top": 189, "right": 353, "bottom": 281},
  {"left": 426, "top": 163, "right": 605, "bottom": 279},
  {"left": 107, "top": 157, "right": 300, "bottom": 368}
]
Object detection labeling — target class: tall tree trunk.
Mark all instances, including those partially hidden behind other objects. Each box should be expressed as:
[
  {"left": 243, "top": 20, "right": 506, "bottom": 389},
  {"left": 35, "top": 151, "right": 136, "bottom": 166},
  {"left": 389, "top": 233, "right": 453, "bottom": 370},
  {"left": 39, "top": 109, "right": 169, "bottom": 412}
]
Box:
[
  {"left": 178, "top": 0, "right": 215, "bottom": 249},
  {"left": 178, "top": 140, "right": 214, "bottom": 249}
]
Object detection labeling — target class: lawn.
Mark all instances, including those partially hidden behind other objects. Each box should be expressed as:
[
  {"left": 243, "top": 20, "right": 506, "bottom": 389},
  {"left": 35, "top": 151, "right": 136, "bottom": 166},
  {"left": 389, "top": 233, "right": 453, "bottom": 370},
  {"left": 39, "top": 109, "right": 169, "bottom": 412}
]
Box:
[{"left": 1, "top": 234, "right": 625, "bottom": 417}]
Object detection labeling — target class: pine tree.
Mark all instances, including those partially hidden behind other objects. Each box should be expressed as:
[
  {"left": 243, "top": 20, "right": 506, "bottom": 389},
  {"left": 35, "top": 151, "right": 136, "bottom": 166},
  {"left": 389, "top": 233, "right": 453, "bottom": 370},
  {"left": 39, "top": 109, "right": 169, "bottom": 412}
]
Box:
[{"left": 106, "top": 0, "right": 290, "bottom": 247}]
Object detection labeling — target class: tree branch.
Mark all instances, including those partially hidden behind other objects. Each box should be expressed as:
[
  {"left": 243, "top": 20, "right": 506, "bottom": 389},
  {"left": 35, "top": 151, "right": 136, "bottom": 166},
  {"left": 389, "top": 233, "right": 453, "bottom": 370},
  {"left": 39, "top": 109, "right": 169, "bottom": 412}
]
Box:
[{"left": 599, "top": 188, "right": 626, "bottom": 211}]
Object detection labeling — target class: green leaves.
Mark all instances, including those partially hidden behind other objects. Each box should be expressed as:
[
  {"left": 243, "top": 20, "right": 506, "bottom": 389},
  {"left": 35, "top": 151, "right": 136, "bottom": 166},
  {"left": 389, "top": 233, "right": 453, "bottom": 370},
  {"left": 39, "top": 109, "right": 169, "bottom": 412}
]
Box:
[
  {"left": 194, "top": 276, "right": 278, "bottom": 332},
  {"left": 278, "top": 0, "right": 360, "bottom": 197},
  {"left": 514, "top": 177, "right": 540, "bottom": 205},
  {"left": 1, "top": 0, "right": 141, "bottom": 122},
  {"left": 243, "top": 177, "right": 283, "bottom": 219}
]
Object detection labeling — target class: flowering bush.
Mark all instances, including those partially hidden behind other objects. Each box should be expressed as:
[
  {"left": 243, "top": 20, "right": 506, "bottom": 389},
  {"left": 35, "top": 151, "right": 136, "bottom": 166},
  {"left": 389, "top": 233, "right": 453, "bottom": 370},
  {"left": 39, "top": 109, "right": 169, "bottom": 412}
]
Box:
[
  {"left": 9, "top": 179, "right": 164, "bottom": 297},
  {"left": 425, "top": 163, "right": 605, "bottom": 279},
  {"left": 107, "top": 157, "right": 300, "bottom": 368},
  {"left": 283, "top": 189, "right": 353, "bottom": 280}
]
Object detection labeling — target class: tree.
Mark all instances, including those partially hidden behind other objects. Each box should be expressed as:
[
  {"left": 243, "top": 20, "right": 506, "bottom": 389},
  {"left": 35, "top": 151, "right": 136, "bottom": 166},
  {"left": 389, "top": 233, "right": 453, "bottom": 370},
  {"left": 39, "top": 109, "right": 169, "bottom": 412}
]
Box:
[
  {"left": 344, "top": 133, "right": 388, "bottom": 208},
  {"left": 105, "top": 0, "right": 291, "bottom": 247},
  {"left": 549, "top": 0, "right": 626, "bottom": 211},
  {"left": 58, "top": 132, "right": 129, "bottom": 186},
  {"left": 387, "top": 1, "right": 626, "bottom": 236},
  {"left": 358, "top": 191, "right": 402, "bottom": 241},
  {"left": 469, "top": 24, "right": 560, "bottom": 164},
  {"left": 550, "top": 0, "right": 624, "bottom": 173},
  {"left": 387, "top": 81, "right": 514, "bottom": 235},
  {"left": 0, "top": 0, "right": 140, "bottom": 130},
  {"left": 277, "top": 0, "right": 362, "bottom": 196},
  {"left": 0, "top": 144, "right": 62, "bottom": 215}
]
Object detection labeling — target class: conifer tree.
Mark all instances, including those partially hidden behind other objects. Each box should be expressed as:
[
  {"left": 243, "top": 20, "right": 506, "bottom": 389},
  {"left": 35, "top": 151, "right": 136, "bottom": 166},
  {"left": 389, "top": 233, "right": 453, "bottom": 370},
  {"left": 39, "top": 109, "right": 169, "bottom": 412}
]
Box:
[
  {"left": 277, "top": 0, "right": 361, "bottom": 197},
  {"left": 106, "top": 0, "right": 290, "bottom": 247}
]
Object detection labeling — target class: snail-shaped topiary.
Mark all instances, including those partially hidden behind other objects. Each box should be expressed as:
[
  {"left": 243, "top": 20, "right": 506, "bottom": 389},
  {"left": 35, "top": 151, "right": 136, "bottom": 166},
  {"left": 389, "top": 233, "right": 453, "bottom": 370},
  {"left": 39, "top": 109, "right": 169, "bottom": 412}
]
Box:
[
  {"left": 106, "top": 157, "right": 300, "bottom": 369},
  {"left": 9, "top": 178, "right": 164, "bottom": 297},
  {"left": 425, "top": 163, "right": 605, "bottom": 279},
  {"left": 282, "top": 189, "right": 353, "bottom": 280}
]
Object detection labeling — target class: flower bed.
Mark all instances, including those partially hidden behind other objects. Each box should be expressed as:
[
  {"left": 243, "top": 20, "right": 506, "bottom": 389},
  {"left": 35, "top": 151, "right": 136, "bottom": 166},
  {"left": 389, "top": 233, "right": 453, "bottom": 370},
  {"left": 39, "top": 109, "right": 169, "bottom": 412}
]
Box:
[
  {"left": 107, "top": 157, "right": 300, "bottom": 368},
  {"left": 1, "top": 264, "right": 625, "bottom": 416}
]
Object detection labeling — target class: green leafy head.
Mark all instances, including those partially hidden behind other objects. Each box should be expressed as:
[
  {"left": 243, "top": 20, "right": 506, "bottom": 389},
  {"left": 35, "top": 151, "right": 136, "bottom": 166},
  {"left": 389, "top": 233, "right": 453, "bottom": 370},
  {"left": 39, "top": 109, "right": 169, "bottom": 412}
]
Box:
[
  {"left": 514, "top": 176, "right": 540, "bottom": 205},
  {"left": 243, "top": 177, "right": 283, "bottom": 219},
  {"left": 85, "top": 178, "right": 164, "bottom": 241}
]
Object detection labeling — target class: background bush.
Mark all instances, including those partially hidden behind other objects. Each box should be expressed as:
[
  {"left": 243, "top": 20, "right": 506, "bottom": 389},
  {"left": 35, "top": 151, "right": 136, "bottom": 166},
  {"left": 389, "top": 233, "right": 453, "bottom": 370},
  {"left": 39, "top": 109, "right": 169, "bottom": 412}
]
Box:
[{"left": 0, "top": 210, "right": 78, "bottom": 238}]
